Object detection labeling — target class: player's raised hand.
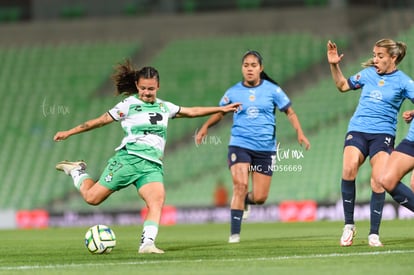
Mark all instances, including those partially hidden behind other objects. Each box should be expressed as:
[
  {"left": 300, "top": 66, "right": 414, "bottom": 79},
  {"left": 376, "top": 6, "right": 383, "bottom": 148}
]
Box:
[{"left": 327, "top": 40, "right": 344, "bottom": 65}]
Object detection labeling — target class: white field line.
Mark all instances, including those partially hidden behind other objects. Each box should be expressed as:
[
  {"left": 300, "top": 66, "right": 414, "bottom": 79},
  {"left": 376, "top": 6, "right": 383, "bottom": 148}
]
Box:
[{"left": 1, "top": 249, "right": 414, "bottom": 271}]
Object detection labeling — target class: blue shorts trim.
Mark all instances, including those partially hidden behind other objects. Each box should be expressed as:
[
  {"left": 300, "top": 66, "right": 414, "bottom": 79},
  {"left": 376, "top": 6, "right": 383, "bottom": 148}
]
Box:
[
  {"left": 343, "top": 131, "right": 394, "bottom": 159},
  {"left": 395, "top": 139, "right": 414, "bottom": 157},
  {"left": 228, "top": 146, "right": 275, "bottom": 176}
]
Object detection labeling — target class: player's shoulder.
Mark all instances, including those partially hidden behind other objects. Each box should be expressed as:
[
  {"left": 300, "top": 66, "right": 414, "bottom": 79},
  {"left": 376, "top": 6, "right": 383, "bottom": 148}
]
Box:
[
  {"left": 261, "top": 79, "right": 280, "bottom": 89},
  {"left": 156, "top": 98, "right": 179, "bottom": 111},
  {"left": 354, "top": 66, "right": 374, "bottom": 76},
  {"left": 394, "top": 69, "right": 412, "bottom": 80},
  {"left": 156, "top": 97, "right": 175, "bottom": 105},
  {"left": 227, "top": 81, "right": 244, "bottom": 91}
]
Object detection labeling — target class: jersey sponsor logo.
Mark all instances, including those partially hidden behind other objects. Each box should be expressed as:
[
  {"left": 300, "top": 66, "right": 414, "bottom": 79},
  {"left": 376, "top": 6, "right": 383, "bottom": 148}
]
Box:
[
  {"left": 246, "top": 106, "right": 259, "bottom": 118},
  {"left": 369, "top": 90, "right": 382, "bottom": 102},
  {"left": 148, "top": 112, "right": 163, "bottom": 124}
]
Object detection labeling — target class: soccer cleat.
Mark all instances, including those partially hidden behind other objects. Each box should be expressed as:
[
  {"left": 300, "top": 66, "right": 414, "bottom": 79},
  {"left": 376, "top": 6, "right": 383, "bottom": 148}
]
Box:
[
  {"left": 56, "top": 160, "right": 86, "bottom": 175},
  {"left": 368, "top": 234, "right": 383, "bottom": 247},
  {"left": 228, "top": 234, "right": 240, "bottom": 243},
  {"left": 138, "top": 242, "right": 165, "bottom": 254},
  {"left": 340, "top": 224, "right": 356, "bottom": 246},
  {"left": 242, "top": 204, "right": 251, "bottom": 220}
]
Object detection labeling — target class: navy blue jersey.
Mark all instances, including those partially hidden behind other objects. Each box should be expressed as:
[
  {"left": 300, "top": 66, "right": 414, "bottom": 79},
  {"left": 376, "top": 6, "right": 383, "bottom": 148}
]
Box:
[
  {"left": 347, "top": 67, "right": 414, "bottom": 135},
  {"left": 219, "top": 80, "right": 291, "bottom": 151}
]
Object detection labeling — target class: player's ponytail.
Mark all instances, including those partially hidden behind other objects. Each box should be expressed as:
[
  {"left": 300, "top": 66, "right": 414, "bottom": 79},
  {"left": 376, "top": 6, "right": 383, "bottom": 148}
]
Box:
[
  {"left": 112, "top": 59, "right": 139, "bottom": 96},
  {"left": 260, "top": 71, "right": 279, "bottom": 86}
]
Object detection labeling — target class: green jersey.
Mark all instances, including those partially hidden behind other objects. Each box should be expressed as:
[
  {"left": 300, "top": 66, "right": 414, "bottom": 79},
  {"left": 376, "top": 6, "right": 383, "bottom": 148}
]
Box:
[{"left": 108, "top": 95, "right": 180, "bottom": 165}]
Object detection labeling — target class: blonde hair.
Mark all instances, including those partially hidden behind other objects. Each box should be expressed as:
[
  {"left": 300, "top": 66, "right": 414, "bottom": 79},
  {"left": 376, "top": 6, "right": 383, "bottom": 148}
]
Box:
[{"left": 361, "top": 38, "right": 407, "bottom": 67}]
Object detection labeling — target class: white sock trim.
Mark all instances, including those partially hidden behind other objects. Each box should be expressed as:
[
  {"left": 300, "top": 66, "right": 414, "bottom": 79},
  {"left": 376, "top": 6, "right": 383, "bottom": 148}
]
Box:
[{"left": 71, "top": 172, "right": 91, "bottom": 190}]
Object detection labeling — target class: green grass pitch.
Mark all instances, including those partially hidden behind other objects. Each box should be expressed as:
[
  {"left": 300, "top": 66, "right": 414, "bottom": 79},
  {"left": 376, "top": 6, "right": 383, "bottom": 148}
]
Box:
[{"left": 1, "top": 220, "right": 413, "bottom": 274}]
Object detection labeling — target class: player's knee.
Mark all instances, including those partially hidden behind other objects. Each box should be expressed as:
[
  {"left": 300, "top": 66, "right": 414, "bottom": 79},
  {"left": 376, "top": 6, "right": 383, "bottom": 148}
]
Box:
[
  {"left": 84, "top": 194, "right": 103, "bottom": 206},
  {"left": 370, "top": 177, "right": 384, "bottom": 192},
  {"left": 342, "top": 166, "right": 358, "bottom": 180},
  {"left": 379, "top": 175, "right": 393, "bottom": 192},
  {"left": 253, "top": 195, "right": 267, "bottom": 205},
  {"left": 85, "top": 200, "right": 100, "bottom": 206},
  {"left": 146, "top": 195, "right": 165, "bottom": 209}
]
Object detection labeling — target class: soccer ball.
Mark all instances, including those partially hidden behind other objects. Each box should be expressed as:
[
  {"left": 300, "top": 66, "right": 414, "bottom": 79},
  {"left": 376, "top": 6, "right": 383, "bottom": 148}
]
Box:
[{"left": 84, "top": 224, "right": 116, "bottom": 254}]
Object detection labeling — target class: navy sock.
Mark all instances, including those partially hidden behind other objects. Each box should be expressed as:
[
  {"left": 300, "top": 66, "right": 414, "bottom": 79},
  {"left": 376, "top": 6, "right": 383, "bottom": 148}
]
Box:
[
  {"left": 389, "top": 182, "right": 414, "bottom": 212},
  {"left": 369, "top": 191, "right": 385, "bottom": 235},
  {"left": 341, "top": 179, "right": 356, "bottom": 225},
  {"left": 230, "top": 209, "right": 243, "bottom": 235}
]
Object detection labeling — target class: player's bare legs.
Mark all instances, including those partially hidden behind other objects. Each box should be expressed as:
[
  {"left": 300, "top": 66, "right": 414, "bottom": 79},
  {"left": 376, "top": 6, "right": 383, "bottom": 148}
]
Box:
[
  {"left": 250, "top": 172, "right": 272, "bottom": 204},
  {"left": 138, "top": 182, "right": 165, "bottom": 253},
  {"left": 229, "top": 162, "right": 249, "bottom": 243},
  {"left": 79, "top": 179, "right": 114, "bottom": 205}
]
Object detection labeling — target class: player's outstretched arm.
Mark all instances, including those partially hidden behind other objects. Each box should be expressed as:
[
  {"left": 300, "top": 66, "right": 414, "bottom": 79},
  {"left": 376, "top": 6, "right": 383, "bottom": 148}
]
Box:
[
  {"left": 53, "top": 112, "right": 115, "bottom": 141},
  {"left": 176, "top": 102, "right": 240, "bottom": 118}
]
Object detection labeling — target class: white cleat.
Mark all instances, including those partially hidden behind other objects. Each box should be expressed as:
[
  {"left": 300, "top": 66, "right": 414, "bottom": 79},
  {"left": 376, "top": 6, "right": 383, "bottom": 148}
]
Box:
[
  {"left": 56, "top": 161, "right": 86, "bottom": 175},
  {"left": 243, "top": 204, "right": 251, "bottom": 220},
  {"left": 368, "top": 234, "right": 383, "bottom": 247},
  {"left": 228, "top": 234, "right": 240, "bottom": 243},
  {"left": 340, "top": 224, "right": 356, "bottom": 247},
  {"left": 138, "top": 243, "right": 165, "bottom": 254}
]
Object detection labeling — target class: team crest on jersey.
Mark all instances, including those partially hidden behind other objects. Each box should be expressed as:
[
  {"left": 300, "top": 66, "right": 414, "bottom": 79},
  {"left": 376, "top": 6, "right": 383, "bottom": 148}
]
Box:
[
  {"left": 159, "top": 103, "right": 166, "bottom": 112},
  {"left": 105, "top": 173, "right": 113, "bottom": 182},
  {"left": 378, "top": 79, "right": 385, "bottom": 86},
  {"left": 249, "top": 95, "right": 256, "bottom": 101}
]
